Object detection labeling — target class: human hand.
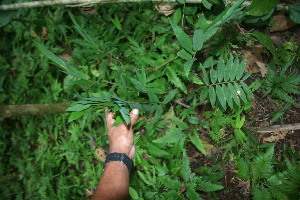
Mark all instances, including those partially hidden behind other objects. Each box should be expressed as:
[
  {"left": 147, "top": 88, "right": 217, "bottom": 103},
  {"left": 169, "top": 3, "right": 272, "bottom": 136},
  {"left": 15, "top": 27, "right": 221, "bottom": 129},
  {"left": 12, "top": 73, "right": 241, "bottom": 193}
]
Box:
[{"left": 105, "top": 108, "right": 139, "bottom": 159}]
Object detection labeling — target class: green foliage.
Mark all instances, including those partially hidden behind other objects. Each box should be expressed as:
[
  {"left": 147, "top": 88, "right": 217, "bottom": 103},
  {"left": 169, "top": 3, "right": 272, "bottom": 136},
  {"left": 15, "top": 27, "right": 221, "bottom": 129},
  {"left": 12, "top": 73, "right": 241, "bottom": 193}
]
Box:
[
  {"left": 199, "top": 55, "right": 253, "bottom": 110},
  {"left": 1, "top": 0, "right": 299, "bottom": 199},
  {"left": 263, "top": 62, "right": 300, "bottom": 105},
  {"left": 289, "top": 3, "right": 300, "bottom": 24}
]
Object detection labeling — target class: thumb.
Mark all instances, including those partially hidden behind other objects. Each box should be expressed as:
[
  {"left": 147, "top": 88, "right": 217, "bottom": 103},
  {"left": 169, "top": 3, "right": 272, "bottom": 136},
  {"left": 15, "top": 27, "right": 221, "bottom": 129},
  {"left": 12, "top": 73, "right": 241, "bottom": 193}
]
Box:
[{"left": 129, "top": 109, "right": 139, "bottom": 129}]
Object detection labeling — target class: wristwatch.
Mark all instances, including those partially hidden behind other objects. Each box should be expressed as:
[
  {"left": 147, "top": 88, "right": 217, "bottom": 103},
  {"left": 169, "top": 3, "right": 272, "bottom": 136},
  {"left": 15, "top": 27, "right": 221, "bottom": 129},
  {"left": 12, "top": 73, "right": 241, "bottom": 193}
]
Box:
[{"left": 103, "top": 153, "right": 133, "bottom": 174}]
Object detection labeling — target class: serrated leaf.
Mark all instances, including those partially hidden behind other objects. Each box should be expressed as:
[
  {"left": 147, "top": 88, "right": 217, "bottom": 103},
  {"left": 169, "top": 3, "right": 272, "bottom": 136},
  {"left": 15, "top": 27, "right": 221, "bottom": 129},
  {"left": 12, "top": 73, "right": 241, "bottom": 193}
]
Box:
[
  {"left": 147, "top": 143, "right": 170, "bottom": 157},
  {"left": 130, "top": 78, "right": 147, "bottom": 93},
  {"left": 186, "top": 183, "right": 201, "bottom": 199},
  {"left": 240, "top": 82, "right": 254, "bottom": 100},
  {"left": 236, "top": 59, "right": 246, "bottom": 80},
  {"left": 230, "top": 56, "right": 239, "bottom": 81},
  {"left": 163, "top": 89, "right": 178, "bottom": 104},
  {"left": 234, "top": 82, "right": 247, "bottom": 103},
  {"left": 119, "top": 106, "right": 131, "bottom": 124},
  {"left": 199, "top": 87, "right": 208, "bottom": 103},
  {"left": 217, "top": 60, "right": 225, "bottom": 82},
  {"left": 189, "top": 134, "right": 206, "bottom": 155},
  {"left": 228, "top": 83, "right": 240, "bottom": 106},
  {"left": 184, "top": 58, "right": 196, "bottom": 77},
  {"left": 202, "top": 67, "right": 209, "bottom": 85},
  {"left": 209, "top": 86, "right": 216, "bottom": 107},
  {"left": 190, "top": 74, "right": 204, "bottom": 85},
  {"left": 216, "top": 85, "right": 226, "bottom": 110},
  {"left": 210, "top": 68, "right": 217, "bottom": 84},
  {"left": 193, "top": 29, "right": 204, "bottom": 52},
  {"left": 129, "top": 187, "right": 139, "bottom": 199},
  {"left": 166, "top": 67, "right": 187, "bottom": 94},
  {"left": 169, "top": 116, "right": 188, "bottom": 130},
  {"left": 224, "top": 55, "right": 233, "bottom": 81},
  {"left": 179, "top": 151, "right": 191, "bottom": 182},
  {"left": 198, "top": 181, "right": 224, "bottom": 192},
  {"left": 223, "top": 84, "right": 233, "bottom": 109},
  {"left": 169, "top": 18, "right": 193, "bottom": 53},
  {"left": 177, "top": 49, "right": 192, "bottom": 60},
  {"left": 242, "top": 71, "right": 252, "bottom": 80},
  {"left": 236, "top": 115, "right": 245, "bottom": 129},
  {"left": 153, "top": 126, "right": 183, "bottom": 144}
]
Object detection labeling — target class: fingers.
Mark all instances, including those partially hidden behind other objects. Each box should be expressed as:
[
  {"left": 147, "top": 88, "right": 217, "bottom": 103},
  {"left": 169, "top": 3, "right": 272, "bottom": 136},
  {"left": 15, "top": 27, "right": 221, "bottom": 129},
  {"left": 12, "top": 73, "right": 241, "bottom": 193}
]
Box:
[
  {"left": 129, "top": 109, "right": 139, "bottom": 129},
  {"left": 105, "top": 108, "right": 115, "bottom": 128},
  {"left": 128, "top": 145, "right": 136, "bottom": 159}
]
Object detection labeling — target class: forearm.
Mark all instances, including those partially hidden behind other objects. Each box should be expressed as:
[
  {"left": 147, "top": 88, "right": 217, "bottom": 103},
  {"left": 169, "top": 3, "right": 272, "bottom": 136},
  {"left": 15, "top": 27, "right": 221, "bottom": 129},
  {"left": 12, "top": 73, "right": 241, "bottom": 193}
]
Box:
[{"left": 92, "top": 161, "right": 130, "bottom": 200}]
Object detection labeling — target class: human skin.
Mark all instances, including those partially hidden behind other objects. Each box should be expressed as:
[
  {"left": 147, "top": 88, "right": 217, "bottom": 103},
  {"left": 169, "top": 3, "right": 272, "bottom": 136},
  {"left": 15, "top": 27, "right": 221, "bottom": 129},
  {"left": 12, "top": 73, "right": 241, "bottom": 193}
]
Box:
[{"left": 92, "top": 108, "right": 139, "bottom": 200}]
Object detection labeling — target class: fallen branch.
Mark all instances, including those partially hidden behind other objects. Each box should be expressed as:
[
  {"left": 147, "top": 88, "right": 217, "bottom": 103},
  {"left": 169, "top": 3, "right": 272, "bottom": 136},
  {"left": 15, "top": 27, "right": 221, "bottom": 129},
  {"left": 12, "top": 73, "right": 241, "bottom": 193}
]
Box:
[
  {"left": 0, "top": 103, "right": 70, "bottom": 119},
  {"left": 0, "top": 0, "right": 200, "bottom": 11},
  {"left": 250, "top": 123, "right": 300, "bottom": 133},
  {"left": 0, "top": 0, "right": 288, "bottom": 11}
]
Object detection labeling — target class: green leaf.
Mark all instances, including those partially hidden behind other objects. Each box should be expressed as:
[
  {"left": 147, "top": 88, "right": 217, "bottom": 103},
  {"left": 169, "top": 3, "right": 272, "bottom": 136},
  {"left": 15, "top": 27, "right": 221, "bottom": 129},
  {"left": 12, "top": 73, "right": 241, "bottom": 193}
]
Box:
[
  {"left": 234, "top": 129, "right": 247, "bottom": 143},
  {"left": 189, "top": 134, "right": 206, "bottom": 155},
  {"left": 184, "top": 58, "right": 196, "bottom": 77},
  {"left": 188, "top": 116, "right": 200, "bottom": 125},
  {"left": 119, "top": 106, "right": 131, "bottom": 125},
  {"left": 147, "top": 143, "right": 170, "bottom": 157},
  {"left": 153, "top": 126, "right": 183, "bottom": 144},
  {"left": 177, "top": 49, "right": 192, "bottom": 60},
  {"left": 225, "top": 55, "right": 234, "bottom": 81},
  {"left": 189, "top": 74, "right": 204, "bottom": 85},
  {"left": 247, "top": 0, "right": 278, "bottom": 16},
  {"left": 111, "top": 14, "right": 122, "bottom": 31},
  {"left": 230, "top": 56, "right": 239, "bottom": 81},
  {"left": 113, "top": 115, "right": 124, "bottom": 126},
  {"left": 179, "top": 151, "right": 191, "bottom": 182},
  {"left": 199, "top": 87, "right": 208, "bottom": 103},
  {"left": 129, "top": 187, "right": 139, "bottom": 199},
  {"left": 130, "top": 78, "right": 147, "bottom": 93},
  {"left": 223, "top": 84, "right": 233, "bottom": 109},
  {"left": 217, "top": 60, "right": 225, "bottom": 82},
  {"left": 68, "top": 109, "right": 89, "bottom": 122},
  {"left": 251, "top": 32, "right": 277, "bottom": 62},
  {"left": 66, "top": 104, "right": 91, "bottom": 112},
  {"left": 166, "top": 67, "right": 187, "bottom": 94},
  {"left": 34, "top": 41, "right": 89, "bottom": 80},
  {"left": 289, "top": 3, "right": 300, "bottom": 24},
  {"left": 236, "top": 115, "right": 245, "bottom": 129},
  {"left": 169, "top": 116, "right": 188, "bottom": 130},
  {"left": 236, "top": 159, "right": 250, "bottom": 179},
  {"left": 186, "top": 183, "right": 201, "bottom": 199},
  {"left": 202, "top": 67, "right": 210, "bottom": 85},
  {"left": 216, "top": 85, "right": 226, "bottom": 110},
  {"left": 236, "top": 59, "right": 246, "bottom": 80},
  {"left": 209, "top": 86, "right": 216, "bottom": 107},
  {"left": 193, "top": 29, "right": 204, "bottom": 52},
  {"left": 240, "top": 82, "right": 254, "bottom": 100},
  {"left": 210, "top": 68, "right": 218, "bottom": 84},
  {"left": 163, "top": 89, "right": 178, "bottom": 104},
  {"left": 228, "top": 83, "right": 240, "bottom": 106},
  {"left": 234, "top": 82, "right": 247, "bottom": 103},
  {"left": 242, "top": 71, "right": 252, "bottom": 80},
  {"left": 172, "top": 8, "right": 182, "bottom": 24},
  {"left": 169, "top": 18, "right": 193, "bottom": 53}
]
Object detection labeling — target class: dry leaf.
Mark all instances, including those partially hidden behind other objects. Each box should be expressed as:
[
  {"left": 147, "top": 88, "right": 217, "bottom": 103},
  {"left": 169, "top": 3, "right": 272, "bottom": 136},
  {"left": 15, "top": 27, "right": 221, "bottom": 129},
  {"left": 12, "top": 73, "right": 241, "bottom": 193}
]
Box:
[
  {"left": 85, "top": 189, "right": 94, "bottom": 197},
  {"left": 81, "top": 7, "right": 98, "bottom": 14},
  {"left": 41, "top": 26, "right": 48, "bottom": 39},
  {"left": 59, "top": 53, "right": 71, "bottom": 62},
  {"left": 244, "top": 45, "right": 269, "bottom": 77},
  {"left": 89, "top": 136, "right": 97, "bottom": 149},
  {"left": 95, "top": 147, "right": 106, "bottom": 162},
  {"left": 270, "top": 14, "right": 296, "bottom": 32},
  {"left": 155, "top": 3, "right": 175, "bottom": 16},
  {"left": 263, "top": 131, "right": 288, "bottom": 142}
]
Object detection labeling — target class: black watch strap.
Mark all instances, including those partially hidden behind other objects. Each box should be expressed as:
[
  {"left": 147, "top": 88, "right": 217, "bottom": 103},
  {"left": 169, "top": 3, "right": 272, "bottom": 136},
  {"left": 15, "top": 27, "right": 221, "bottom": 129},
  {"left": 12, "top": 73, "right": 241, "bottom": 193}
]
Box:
[{"left": 103, "top": 153, "right": 133, "bottom": 174}]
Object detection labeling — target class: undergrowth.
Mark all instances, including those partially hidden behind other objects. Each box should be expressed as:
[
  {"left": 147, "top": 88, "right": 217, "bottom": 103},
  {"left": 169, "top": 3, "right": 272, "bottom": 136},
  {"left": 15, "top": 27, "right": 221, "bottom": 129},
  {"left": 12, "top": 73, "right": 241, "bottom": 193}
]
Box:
[{"left": 0, "top": 0, "right": 299, "bottom": 199}]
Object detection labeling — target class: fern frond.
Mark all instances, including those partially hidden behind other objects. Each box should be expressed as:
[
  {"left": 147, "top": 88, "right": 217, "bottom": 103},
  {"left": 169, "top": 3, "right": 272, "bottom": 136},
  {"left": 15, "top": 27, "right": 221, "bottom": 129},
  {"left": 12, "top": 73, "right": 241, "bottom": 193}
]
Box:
[
  {"left": 200, "top": 55, "right": 253, "bottom": 110},
  {"left": 152, "top": 126, "right": 183, "bottom": 144}
]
